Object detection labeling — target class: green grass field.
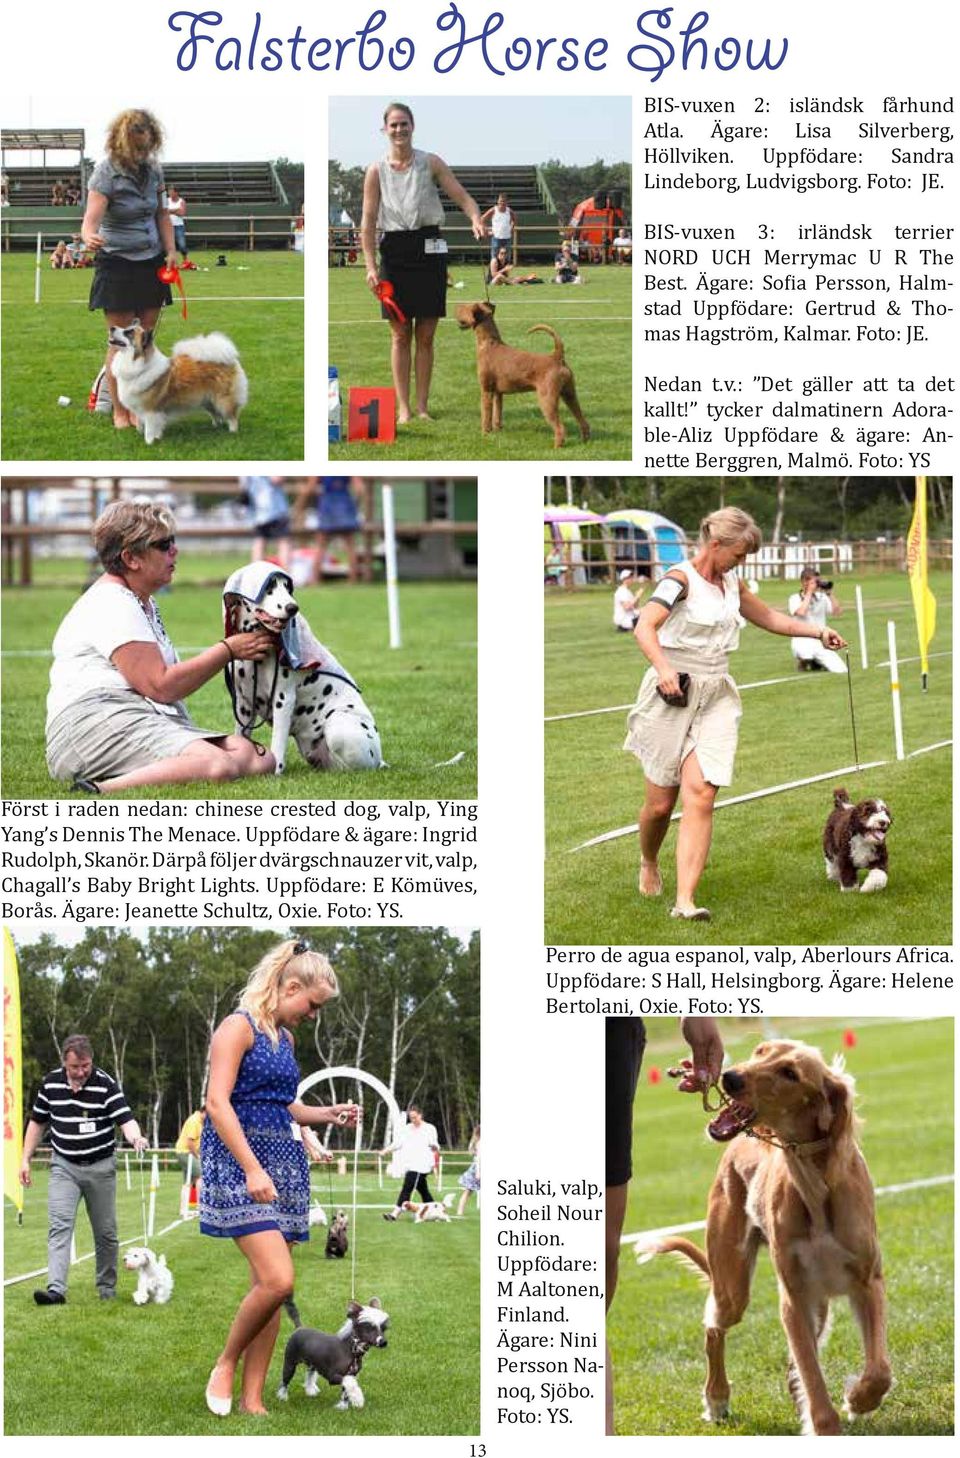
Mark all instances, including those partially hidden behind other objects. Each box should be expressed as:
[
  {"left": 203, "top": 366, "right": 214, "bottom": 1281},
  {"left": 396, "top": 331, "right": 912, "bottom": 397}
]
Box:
[
  {"left": 4, "top": 1160, "right": 479, "bottom": 1435},
  {"left": 1, "top": 251, "right": 303, "bottom": 461},
  {"left": 611, "top": 1017, "right": 954, "bottom": 1436},
  {"left": 1, "top": 563, "right": 476, "bottom": 798},
  {"left": 329, "top": 264, "right": 631, "bottom": 461},
  {"left": 546, "top": 570, "right": 952, "bottom": 944}
]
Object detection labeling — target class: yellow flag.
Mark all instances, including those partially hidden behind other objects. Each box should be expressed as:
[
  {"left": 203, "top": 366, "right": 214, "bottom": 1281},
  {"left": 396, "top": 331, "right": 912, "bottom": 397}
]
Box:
[
  {"left": 3, "top": 927, "right": 24, "bottom": 1215},
  {"left": 907, "top": 477, "right": 937, "bottom": 689}
]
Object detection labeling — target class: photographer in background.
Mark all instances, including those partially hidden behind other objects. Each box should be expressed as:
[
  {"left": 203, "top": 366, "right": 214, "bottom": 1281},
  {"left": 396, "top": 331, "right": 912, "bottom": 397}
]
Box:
[{"left": 789, "top": 567, "right": 846, "bottom": 673}]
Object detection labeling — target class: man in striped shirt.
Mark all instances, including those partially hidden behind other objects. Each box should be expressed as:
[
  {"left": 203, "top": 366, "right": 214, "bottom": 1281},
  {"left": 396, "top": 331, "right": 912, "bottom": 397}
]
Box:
[{"left": 20, "top": 1034, "right": 148, "bottom": 1305}]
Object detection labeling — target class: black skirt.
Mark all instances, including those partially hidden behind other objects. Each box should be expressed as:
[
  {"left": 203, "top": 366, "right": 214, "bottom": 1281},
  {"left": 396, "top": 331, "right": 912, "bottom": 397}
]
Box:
[
  {"left": 88, "top": 251, "right": 173, "bottom": 314},
  {"left": 379, "top": 226, "right": 447, "bottom": 322}
]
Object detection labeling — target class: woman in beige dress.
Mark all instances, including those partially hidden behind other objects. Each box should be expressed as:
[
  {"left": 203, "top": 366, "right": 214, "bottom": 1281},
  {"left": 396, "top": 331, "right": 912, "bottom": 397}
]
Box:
[{"left": 625, "top": 507, "right": 847, "bottom": 921}]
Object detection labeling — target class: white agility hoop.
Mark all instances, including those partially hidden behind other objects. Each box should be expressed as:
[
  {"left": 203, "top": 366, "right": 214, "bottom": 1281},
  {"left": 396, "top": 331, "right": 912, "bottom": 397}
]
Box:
[{"left": 297, "top": 1066, "right": 403, "bottom": 1301}]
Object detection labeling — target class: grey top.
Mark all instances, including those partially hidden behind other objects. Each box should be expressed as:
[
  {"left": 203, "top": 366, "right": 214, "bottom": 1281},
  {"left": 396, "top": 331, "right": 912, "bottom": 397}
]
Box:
[
  {"left": 88, "top": 157, "right": 165, "bottom": 261},
  {"left": 376, "top": 149, "right": 444, "bottom": 233}
]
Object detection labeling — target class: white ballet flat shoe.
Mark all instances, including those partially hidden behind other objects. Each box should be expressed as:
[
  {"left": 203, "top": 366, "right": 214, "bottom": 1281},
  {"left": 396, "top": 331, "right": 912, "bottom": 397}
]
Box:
[{"left": 670, "top": 905, "right": 711, "bottom": 922}]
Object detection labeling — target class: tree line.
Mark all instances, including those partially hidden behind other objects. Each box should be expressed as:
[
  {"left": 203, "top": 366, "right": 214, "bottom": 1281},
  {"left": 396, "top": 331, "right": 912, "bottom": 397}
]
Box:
[
  {"left": 546, "top": 477, "right": 951, "bottom": 540},
  {"left": 15, "top": 927, "right": 479, "bottom": 1151}
]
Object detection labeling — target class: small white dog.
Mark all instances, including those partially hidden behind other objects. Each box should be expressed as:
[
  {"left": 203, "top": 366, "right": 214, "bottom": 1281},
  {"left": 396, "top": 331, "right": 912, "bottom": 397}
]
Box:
[
  {"left": 123, "top": 1246, "right": 174, "bottom": 1305},
  {"left": 403, "top": 1194, "right": 456, "bottom": 1223},
  {"left": 109, "top": 320, "right": 248, "bottom": 444}
]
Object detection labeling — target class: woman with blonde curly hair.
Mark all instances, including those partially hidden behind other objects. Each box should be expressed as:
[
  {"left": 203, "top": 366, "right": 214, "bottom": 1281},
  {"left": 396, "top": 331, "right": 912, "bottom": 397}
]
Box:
[
  {"left": 45, "top": 500, "right": 277, "bottom": 793},
  {"left": 200, "top": 939, "right": 359, "bottom": 1417},
  {"left": 625, "top": 506, "right": 847, "bottom": 920},
  {"left": 81, "top": 108, "right": 177, "bottom": 428}
]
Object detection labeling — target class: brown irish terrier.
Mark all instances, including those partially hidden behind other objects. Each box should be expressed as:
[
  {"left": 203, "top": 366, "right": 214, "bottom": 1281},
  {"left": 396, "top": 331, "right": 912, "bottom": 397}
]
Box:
[{"left": 455, "top": 300, "right": 590, "bottom": 448}]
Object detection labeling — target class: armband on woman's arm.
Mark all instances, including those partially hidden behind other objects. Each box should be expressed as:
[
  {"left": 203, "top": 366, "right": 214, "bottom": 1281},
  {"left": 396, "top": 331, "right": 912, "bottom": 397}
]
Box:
[{"left": 648, "top": 577, "right": 686, "bottom": 613}]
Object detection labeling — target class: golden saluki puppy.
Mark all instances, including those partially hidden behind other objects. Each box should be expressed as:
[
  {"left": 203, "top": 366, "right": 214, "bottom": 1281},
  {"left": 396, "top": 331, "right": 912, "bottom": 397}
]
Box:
[{"left": 639, "top": 1040, "right": 891, "bottom": 1435}]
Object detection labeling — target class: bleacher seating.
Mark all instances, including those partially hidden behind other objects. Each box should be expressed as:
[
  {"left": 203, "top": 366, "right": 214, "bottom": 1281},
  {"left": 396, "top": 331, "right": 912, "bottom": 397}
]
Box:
[
  {"left": 2, "top": 160, "right": 287, "bottom": 208},
  {"left": 438, "top": 164, "right": 549, "bottom": 214}
]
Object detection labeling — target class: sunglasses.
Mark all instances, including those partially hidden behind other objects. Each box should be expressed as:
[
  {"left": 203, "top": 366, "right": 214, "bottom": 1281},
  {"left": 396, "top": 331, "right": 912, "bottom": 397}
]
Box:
[{"left": 147, "top": 535, "right": 176, "bottom": 552}]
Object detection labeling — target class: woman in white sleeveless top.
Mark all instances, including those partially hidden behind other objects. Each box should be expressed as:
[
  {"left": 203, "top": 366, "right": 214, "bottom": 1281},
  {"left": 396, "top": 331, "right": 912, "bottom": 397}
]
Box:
[
  {"left": 361, "top": 102, "right": 484, "bottom": 423},
  {"left": 624, "top": 508, "right": 847, "bottom": 920}
]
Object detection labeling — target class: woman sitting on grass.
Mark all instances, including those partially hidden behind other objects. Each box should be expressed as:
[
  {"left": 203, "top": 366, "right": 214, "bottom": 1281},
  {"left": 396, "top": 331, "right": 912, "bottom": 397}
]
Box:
[
  {"left": 624, "top": 506, "right": 848, "bottom": 921},
  {"left": 45, "top": 500, "right": 278, "bottom": 793}
]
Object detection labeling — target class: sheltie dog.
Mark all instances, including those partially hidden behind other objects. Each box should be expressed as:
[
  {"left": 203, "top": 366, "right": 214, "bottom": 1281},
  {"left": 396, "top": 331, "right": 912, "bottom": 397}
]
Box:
[{"left": 108, "top": 320, "right": 248, "bottom": 443}]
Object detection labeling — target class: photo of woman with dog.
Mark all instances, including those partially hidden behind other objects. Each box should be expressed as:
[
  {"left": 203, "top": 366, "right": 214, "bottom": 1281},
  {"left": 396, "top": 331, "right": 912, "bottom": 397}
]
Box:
[
  {"left": 45, "top": 500, "right": 280, "bottom": 793},
  {"left": 361, "top": 102, "right": 485, "bottom": 423},
  {"left": 81, "top": 108, "right": 177, "bottom": 430},
  {"left": 200, "top": 939, "right": 359, "bottom": 1417},
  {"left": 625, "top": 507, "right": 848, "bottom": 921}
]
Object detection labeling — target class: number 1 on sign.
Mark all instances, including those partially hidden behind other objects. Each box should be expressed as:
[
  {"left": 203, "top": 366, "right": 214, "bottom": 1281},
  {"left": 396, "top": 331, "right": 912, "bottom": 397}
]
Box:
[{"left": 347, "top": 387, "right": 396, "bottom": 443}]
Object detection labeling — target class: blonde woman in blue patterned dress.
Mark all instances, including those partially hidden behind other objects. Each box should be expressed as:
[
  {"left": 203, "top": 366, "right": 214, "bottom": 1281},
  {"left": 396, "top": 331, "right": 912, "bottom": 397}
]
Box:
[{"left": 200, "top": 940, "right": 358, "bottom": 1417}]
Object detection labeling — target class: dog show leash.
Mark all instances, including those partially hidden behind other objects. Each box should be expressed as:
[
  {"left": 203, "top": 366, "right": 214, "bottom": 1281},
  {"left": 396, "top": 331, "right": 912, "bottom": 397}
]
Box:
[
  {"left": 667, "top": 1064, "right": 831, "bottom": 1157},
  {"left": 845, "top": 650, "right": 861, "bottom": 773}
]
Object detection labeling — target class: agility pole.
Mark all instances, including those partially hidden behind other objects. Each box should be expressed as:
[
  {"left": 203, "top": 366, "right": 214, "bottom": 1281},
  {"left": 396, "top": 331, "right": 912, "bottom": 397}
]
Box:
[
  {"left": 382, "top": 484, "right": 402, "bottom": 649},
  {"left": 845, "top": 651, "right": 861, "bottom": 773},
  {"left": 855, "top": 584, "right": 868, "bottom": 669},
  {"left": 34, "top": 231, "right": 42, "bottom": 304},
  {"left": 887, "top": 620, "right": 905, "bottom": 761}
]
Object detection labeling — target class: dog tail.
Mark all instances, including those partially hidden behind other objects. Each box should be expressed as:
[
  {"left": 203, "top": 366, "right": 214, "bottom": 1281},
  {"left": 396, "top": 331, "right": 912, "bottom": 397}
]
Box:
[
  {"left": 171, "top": 332, "right": 240, "bottom": 366},
  {"left": 283, "top": 1297, "right": 303, "bottom": 1328},
  {"left": 833, "top": 786, "right": 853, "bottom": 809},
  {"left": 635, "top": 1235, "right": 711, "bottom": 1283},
  {"left": 527, "top": 324, "right": 564, "bottom": 360}
]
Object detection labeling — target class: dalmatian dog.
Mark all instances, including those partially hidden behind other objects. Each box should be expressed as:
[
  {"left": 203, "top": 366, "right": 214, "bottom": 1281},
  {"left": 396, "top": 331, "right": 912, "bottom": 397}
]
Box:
[
  {"left": 123, "top": 1247, "right": 174, "bottom": 1305},
  {"left": 223, "top": 563, "right": 383, "bottom": 775}
]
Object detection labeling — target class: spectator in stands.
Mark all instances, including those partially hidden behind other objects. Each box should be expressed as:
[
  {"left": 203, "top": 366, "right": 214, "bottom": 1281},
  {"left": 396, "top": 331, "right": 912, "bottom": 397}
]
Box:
[
  {"left": 50, "top": 240, "right": 73, "bottom": 270},
  {"left": 165, "top": 185, "right": 192, "bottom": 265},
  {"left": 361, "top": 101, "right": 484, "bottom": 423},
  {"left": 480, "top": 192, "right": 515, "bottom": 261},
  {"left": 51, "top": 179, "right": 67, "bottom": 206},
  {"left": 296, "top": 476, "right": 363, "bottom": 584},
  {"left": 45, "top": 500, "right": 278, "bottom": 793},
  {"left": 65, "top": 182, "right": 82, "bottom": 207},
  {"left": 0, "top": 175, "right": 9, "bottom": 208},
  {"left": 553, "top": 240, "right": 582, "bottom": 284},
  {"left": 82, "top": 108, "right": 177, "bottom": 430},
  {"left": 612, "top": 227, "right": 633, "bottom": 264}
]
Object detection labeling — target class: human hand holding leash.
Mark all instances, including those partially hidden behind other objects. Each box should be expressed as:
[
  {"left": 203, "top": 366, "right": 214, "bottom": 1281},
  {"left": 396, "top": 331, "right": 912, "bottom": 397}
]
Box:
[
  {"left": 224, "top": 630, "right": 276, "bottom": 662},
  {"left": 821, "top": 627, "right": 847, "bottom": 650},
  {"left": 679, "top": 1016, "right": 725, "bottom": 1089}
]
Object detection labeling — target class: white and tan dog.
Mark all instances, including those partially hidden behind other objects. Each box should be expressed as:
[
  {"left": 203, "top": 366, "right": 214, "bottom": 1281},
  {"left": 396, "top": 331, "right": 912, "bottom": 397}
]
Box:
[
  {"left": 223, "top": 563, "right": 383, "bottom": 775},
  {"left": 123, "top": 1246, "right": 174, "bottom": 1305},
  {"left": 402, "top": 1193, "right": 456, "bottom": 1223},
  {"left": 109, "top": 320, "right": 247, "bottom": 444}
]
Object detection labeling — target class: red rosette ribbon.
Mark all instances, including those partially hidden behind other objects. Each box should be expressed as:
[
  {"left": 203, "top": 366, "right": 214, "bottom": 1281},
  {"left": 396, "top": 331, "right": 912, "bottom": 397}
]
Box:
[
  {"left": 375, "top": 279, "right": 407, "bottom": 324},
  {"left": 158, "top": 262, "right": 188, "bottom": 319}
]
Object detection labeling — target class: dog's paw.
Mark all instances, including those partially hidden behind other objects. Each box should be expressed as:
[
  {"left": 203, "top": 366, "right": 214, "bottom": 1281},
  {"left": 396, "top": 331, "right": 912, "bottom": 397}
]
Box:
[
  {"left": 304, "top": 1370, "right": 320, "bottom": 1398},
  {"left": 342, "top": 1376, "right": 364, "bottom": 1410},
  {"left": 860, "top": 869, "right": 888, "bottom": 894},
  {"left": 276, "top": 1384, "right": 288, "bottom": 1402},
  {"left": 701, "top": 1397, "right": 729, "bottom": 1423},
  {"left": 132, "top": 1290, "right": 148, "bottom": 1305}
]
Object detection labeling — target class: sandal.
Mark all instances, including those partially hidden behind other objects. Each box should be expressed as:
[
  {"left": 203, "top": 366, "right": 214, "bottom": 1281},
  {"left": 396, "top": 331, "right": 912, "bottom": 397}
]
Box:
[
  {"left": 71, "top": 775, "right": 101, "bottom": 795},
  {"left": 670, "top": 905, "right": 711, "bottom": 922}
]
